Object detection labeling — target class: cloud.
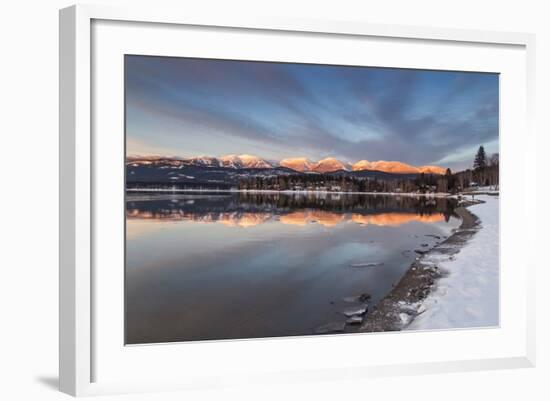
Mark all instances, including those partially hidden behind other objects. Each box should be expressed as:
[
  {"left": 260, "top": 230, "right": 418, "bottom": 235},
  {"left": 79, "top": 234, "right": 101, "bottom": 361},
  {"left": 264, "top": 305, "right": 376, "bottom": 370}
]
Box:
[{"left": 125, "top": 56, "right": 499, "bottom": 170}]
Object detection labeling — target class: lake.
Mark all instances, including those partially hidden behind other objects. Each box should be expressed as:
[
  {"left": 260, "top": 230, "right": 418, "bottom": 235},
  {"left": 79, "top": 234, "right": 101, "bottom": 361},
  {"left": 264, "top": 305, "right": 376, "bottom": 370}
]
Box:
[{"left": 125, "top": 191, "right": 460, "bottom": 344}]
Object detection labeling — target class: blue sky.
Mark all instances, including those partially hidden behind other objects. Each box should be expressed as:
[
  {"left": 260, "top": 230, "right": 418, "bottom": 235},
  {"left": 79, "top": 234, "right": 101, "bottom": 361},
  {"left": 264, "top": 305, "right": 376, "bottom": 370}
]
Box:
[{"left": 125, "top": 55, "right": 499, "bottom": 171}]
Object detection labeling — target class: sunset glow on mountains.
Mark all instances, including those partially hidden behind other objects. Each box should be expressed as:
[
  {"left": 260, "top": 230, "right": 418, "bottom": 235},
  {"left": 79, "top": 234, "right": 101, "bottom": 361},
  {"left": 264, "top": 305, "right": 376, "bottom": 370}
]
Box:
[{"left": 128, "top": 154, "right": 447, "bottom": 175}]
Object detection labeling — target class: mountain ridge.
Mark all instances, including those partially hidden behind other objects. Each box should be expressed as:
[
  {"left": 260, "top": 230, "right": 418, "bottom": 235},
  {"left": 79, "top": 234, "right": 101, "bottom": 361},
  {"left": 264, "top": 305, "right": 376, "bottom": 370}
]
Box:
[{"left": 127, "top": 154, "right": 447, "bottom": 175}]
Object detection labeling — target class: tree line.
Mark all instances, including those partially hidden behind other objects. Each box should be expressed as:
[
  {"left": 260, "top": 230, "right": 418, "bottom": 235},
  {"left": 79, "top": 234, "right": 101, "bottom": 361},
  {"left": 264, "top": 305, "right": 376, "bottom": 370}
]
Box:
[
  {"left": 237, "top": 146, "right": 499, "bottom": 194},
  {"left": 457, "top": 146, "right": 499, "bottom": 190}
]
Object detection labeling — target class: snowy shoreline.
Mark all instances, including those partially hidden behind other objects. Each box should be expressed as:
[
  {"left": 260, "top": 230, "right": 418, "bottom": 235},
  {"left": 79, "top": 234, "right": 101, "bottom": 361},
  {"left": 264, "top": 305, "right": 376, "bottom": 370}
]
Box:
[
  {"left": 406, "top": 194, "right": 499, "bottom": 330},
  {"left": 360, "top": 194, "right": 499, "bottom": 332}
]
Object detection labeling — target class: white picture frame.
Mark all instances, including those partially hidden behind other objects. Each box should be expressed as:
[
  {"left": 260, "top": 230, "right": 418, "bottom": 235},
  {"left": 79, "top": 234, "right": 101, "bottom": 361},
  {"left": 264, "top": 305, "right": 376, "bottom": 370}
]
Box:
[{"left": 59, "top": 4, "right": 536, "bottom": 397}]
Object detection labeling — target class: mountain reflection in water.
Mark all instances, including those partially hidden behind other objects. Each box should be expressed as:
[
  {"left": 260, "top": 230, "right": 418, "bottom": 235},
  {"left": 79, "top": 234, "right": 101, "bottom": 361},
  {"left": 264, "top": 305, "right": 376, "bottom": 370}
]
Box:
[
  {"left": 125, "top": 192, "right": 459, "bottom": 344},
  {"left": 126, "top": 192, "right": 457, "bottom": 229}
]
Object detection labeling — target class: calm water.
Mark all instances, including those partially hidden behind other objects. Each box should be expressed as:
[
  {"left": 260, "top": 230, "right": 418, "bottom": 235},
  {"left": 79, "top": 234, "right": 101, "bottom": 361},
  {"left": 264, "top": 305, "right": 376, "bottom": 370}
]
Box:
[{"left": 125, "top": 192, "right": 460, "bottom": 344}]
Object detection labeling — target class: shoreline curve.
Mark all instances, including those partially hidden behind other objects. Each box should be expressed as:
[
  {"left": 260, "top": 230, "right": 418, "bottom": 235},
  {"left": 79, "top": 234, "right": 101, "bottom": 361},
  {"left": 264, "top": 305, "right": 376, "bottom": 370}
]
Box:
[{"left": 359, "top": 200, "right": 482, "bottom": 332}]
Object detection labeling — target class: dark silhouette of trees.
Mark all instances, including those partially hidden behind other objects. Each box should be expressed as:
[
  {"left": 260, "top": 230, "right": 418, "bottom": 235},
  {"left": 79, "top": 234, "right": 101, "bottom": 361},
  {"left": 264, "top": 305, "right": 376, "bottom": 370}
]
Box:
[
  {"left": 488, "top": 153, "right": 499, "bottom": 188},
  {"left": 444, "top": 168, "right": 457, "bottom": 193},
  {"left": 474, "top": 146, "right": 487, "bottom": 170},
  {"left": 129, "top": 146, "right": 499, "bottom": 194},
  {"left": 236, "top": 148, "right": 499, "bottom": 194},
  {"left": 489, "top": 153, "right": 499, "bottom": 167},
  {"left": 467, "top": 146, "right": 499, "bottom": 188}
]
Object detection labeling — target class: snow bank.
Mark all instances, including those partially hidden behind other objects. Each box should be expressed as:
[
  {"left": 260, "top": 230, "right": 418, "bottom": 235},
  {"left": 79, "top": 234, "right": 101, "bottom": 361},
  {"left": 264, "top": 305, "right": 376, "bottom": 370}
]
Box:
[
  {"left": 466, "top": 185, "right": 499, "bottom": 194},
  {"left": 406, "top": 195, "right": 499, "bottom": 330}
]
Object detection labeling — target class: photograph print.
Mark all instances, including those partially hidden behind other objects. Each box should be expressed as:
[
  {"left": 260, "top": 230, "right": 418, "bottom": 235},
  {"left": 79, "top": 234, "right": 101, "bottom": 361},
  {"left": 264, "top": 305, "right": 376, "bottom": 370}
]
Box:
[{"left": 125, "top": 55, "right": 499, "bottom": 344}]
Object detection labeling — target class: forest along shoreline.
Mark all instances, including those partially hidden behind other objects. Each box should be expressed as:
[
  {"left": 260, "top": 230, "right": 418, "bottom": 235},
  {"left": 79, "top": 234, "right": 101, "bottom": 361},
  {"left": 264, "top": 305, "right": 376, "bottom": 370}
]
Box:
[{"left": 359, "top": 197, "right": 483, "bottom": 333}]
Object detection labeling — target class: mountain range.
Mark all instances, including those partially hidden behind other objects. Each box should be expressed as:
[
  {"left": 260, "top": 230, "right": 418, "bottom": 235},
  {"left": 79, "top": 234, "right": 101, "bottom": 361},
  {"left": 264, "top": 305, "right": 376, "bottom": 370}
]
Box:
[
  {"left": 125, "top": 154, "right": 448, "bottom": 189},
  {"left": 127, "top": 154, "right": 447, "bottom": 175}
]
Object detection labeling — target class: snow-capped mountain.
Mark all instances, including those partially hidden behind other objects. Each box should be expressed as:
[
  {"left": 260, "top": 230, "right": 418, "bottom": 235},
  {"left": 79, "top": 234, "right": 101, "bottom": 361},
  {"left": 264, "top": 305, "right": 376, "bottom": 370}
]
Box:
[
  {"left": 185, "top": 156, "right": 222, "bottom": 167},
  {"left": 418, "top": 165, "right": 447, "bottom": 175},
  {"left": 351, "top": 160, "right": 372, "bottom": 172},
  {"left": 352, "top": 160, "right": 419, "bottom": 174},
  {"left": 127, "top": 154, "right": 446, "bottom": 175},
  {"left": 219, "top": 154, "right": 273, "bottom": 169},
  {"left": 279, "top": 157, "right": 315, "bottom": 172},
  {"left": 352, "top": 160, "right": 447, "bottom": 175},
  {"left": 311, "top": 157, "right": 349, "bottom": 173}
]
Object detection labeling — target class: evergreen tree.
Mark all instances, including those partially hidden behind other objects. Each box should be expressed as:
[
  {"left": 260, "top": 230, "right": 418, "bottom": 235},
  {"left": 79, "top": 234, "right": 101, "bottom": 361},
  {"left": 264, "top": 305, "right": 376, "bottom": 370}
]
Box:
[
  {"left": 474, "top": 146, "right": 487, "bottom": 170},
  {"left": 445, "top": 168, "right": 456, "bottom": 193}
]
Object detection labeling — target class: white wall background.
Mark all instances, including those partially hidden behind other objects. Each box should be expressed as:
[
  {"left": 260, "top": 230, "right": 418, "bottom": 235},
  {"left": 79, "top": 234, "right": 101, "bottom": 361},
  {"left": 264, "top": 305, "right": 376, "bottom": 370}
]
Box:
[{"left": 0, "top": 0, "right": 547, "bottom": 399}]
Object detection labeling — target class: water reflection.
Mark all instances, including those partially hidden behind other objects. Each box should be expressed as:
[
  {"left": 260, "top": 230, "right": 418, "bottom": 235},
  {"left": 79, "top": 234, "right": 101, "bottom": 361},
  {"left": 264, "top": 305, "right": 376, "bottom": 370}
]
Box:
[
  {"left": 126, "top": 192, "right": 457, "bottom": 229},
  {"left": 125, "top": 192, "right": 460, "bottom": 344}
]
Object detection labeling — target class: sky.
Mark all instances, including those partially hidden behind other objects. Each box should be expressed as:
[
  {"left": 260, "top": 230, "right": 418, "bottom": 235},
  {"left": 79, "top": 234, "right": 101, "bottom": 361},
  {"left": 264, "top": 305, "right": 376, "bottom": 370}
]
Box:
[{"left": 125, "top": 55, "right": 499, "bottom": 171}]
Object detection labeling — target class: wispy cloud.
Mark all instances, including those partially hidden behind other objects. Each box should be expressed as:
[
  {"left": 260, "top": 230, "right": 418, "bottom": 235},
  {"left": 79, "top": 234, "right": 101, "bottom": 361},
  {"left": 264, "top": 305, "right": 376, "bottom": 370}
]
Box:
[{"left": 125, "top": 56, "right": 499, "bottom": 170}]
